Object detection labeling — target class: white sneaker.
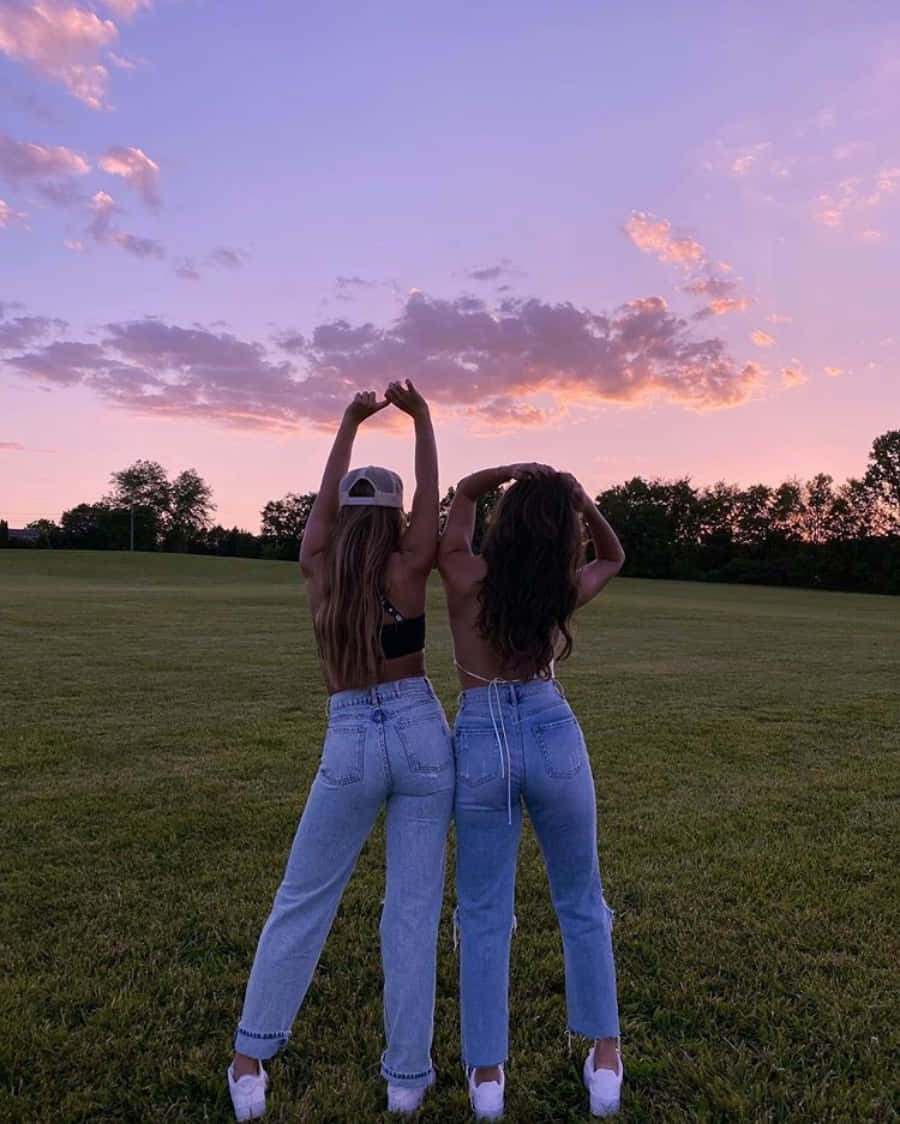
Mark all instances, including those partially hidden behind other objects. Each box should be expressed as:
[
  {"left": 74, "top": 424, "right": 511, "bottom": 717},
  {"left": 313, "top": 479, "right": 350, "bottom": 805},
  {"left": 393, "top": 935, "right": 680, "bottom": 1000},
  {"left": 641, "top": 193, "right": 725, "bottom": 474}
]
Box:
[
  {"left": 468, "top": 1065, "right": 505, "bottom": 1120},
  {"left": 583, "top": 1049, "right": 622, "bottom": 1117},
  {"left": 387, "top": 1070, "right": 436, "bottom": 1115},
  {"left": 227, "top": 1060, "right": 268, "bottom": 1121}
]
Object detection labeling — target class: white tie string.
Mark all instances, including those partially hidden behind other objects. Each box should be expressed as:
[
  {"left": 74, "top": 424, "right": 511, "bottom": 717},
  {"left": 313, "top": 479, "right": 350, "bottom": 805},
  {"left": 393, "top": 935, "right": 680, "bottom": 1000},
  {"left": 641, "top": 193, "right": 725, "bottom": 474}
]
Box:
[{"left": 486, "top": 678, "right": 513, "bottom": 825}]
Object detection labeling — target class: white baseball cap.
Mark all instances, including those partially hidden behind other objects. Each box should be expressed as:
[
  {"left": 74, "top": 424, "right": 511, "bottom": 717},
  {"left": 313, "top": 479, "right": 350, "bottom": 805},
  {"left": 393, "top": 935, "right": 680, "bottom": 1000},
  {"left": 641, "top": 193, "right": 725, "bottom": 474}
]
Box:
[{"left": 339, "top": 465, "right": 404, "bottom": 508}]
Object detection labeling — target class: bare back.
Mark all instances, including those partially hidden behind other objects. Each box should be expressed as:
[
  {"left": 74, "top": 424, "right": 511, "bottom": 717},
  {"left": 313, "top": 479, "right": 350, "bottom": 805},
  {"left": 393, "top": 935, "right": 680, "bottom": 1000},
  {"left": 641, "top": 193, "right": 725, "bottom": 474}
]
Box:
[
  {"left": 439, "top": 552, "right": 545, "bottom": 688},
  {"left": 305, "top": 549, "right": 428, "bottom": 694}
]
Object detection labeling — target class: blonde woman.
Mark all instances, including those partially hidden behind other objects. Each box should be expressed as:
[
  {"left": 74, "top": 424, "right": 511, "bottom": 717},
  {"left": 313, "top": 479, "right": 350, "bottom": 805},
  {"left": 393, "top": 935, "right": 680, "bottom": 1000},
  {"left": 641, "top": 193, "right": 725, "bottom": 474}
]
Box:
[{"left": 228, "top": 382, "right": 453, "bottom": 1121}]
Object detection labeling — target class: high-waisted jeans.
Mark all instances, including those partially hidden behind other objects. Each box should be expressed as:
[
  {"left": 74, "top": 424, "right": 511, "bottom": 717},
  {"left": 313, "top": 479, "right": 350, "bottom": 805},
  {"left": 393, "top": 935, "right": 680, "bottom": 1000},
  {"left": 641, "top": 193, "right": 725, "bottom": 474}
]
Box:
[
  {"left": 453, "top": 678, "right": 619, "bottom": 1067},
  {"left": 234, "top": 676, "right": 454, "bottom": 1088}
]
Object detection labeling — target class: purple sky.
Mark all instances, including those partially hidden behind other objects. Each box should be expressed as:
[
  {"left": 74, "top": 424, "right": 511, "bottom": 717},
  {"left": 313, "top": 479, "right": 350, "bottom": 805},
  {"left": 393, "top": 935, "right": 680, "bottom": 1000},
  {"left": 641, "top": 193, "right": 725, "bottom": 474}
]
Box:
[{"left": 2, "top": 0, "right": 898, "bottom": 530}]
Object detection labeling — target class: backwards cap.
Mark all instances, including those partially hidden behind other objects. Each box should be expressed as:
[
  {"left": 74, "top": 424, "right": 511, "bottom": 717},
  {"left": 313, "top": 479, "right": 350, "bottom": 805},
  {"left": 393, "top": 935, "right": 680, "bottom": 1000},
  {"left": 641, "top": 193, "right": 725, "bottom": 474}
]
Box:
[{"left": 338, "top": 465, "right": 404, "bottom": 509}]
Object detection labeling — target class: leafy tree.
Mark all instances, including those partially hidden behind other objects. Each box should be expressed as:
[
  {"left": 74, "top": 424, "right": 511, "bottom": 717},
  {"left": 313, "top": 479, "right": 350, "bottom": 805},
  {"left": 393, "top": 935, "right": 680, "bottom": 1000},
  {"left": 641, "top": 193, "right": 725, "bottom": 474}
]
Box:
[
  {"left": 768, "top": 480, "right": 805, "bottom": 545},
  {"left": 26, "top": 518, "right": 61, "bottom": 548},
  {"left": 800, "top": 474, "right": 835, "bottom": 545},
  {"left": 261, "top": 492, "right": 317, "bottom": 560},
  {"left": 828, "top": 478, "right": 880, "bottom": 540},
  {"left": 167, "top": 468, "right": 215, "bottom": 551},
  {"left": 864, "top": 430, "right": 900, "bottom": 530},
  {"left": 204, "top": 525, "right": 261, "bottom": 557},
  {"left": 732, "top": 484, "right": 773, "bottom": 546},
  {"left": 107, "top": 460, "right": 171, "bottom": 549}
]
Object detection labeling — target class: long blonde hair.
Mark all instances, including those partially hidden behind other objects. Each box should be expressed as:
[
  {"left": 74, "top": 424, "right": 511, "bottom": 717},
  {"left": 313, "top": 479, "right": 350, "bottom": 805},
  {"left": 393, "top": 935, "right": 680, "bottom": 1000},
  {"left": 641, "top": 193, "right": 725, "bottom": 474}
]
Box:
[{"left": 314, "top": 498, "right": 403, "bottom": 688}]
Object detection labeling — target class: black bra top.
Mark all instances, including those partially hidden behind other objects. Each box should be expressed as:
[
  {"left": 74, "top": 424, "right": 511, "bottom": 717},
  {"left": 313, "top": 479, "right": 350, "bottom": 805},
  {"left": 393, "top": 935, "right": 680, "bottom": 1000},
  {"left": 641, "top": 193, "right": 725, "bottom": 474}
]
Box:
[{"left": 381, "top": 595, "right": 426, "bottom": 659}]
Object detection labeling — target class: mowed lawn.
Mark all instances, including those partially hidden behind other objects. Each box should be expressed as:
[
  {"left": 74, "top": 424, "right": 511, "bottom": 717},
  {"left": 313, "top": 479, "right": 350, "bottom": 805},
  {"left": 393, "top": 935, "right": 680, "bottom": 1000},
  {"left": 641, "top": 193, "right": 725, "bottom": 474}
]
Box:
[{"left": 1, "top": 552, "right": 898, "bottom": 1124}]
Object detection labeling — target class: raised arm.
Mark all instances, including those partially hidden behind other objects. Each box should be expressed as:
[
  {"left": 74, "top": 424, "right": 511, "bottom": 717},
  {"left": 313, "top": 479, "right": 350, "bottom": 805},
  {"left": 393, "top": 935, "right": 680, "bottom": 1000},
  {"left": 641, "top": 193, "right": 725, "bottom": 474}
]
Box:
[
  {"left": 298, "top": 391, "right": 388, "bottom": 576},
  {"left": 438, "top": 462, "right": 552, "bottom": 564},
  {"left": 572, "top": 482, "right": 626, "bottom": 606},
  {"left": 385, "top": 379, "right": 439, "bottom": 574}
]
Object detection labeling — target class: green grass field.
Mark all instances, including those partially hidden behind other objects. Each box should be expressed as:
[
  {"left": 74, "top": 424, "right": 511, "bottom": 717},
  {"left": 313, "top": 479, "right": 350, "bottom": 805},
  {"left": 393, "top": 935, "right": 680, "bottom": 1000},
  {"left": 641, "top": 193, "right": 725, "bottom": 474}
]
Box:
[{"left": 1, "top": 551, "right": 898, "bottom": 1123}]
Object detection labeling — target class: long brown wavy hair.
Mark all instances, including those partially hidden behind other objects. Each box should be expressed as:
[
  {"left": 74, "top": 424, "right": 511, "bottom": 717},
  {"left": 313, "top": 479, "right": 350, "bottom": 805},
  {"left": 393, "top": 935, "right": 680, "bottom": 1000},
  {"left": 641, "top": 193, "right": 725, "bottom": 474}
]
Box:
[
  {"left": 314, "top": 478, "right": 404, "bottom": 688},
  {"left": 477, "top": 472, "right": 582, "bottom": 678}
]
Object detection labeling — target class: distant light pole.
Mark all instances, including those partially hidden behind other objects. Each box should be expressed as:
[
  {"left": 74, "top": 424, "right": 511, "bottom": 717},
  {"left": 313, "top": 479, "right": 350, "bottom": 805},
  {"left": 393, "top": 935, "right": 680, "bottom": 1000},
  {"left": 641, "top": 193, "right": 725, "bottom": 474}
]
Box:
[{"left": 130, "top": 501, "right": 135, "bottom": 552}]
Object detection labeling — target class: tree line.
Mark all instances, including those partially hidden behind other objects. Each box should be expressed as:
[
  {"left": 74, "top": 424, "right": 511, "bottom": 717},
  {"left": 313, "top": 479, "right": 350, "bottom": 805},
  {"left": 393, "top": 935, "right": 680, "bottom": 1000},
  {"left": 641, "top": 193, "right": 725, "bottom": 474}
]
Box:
[{"left": 3, "top": 431, "right": 899, "bottom": 593}]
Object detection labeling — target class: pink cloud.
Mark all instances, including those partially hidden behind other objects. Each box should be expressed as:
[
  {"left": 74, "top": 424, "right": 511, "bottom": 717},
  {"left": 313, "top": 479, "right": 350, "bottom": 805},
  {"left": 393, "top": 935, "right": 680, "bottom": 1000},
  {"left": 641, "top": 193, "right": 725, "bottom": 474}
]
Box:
[
  {"left": 781, "top": 364, "right": 807, "bottom": 388},
  {"left": 98, "top": 145, "right": 160, "bottom": 210},
  {"left": 860, "top": 229, "right": 883, "bottom": 244},
  {"left": 766, "top": 312, "right": 792, "bottom": 324},
  {"left": 98, "top": 0, "right": 151, "bottom": 17},
  {"left": 695, "top": 297, "right": 750, "bottom": 319},
  {"left": 87, "top": 188, "right": 164, "bottom": 258},
  {"left": 0, "top": 1, "right": 118, "bottom": 109},
  {"left": 624, "top": 211, "right": 706, "bottom": 269},
  {"left": 684, "top": 276, "right": 751, "bottom": 320},
  {"left": 175, "top": 257, "right": 201, "bottom": 280},
  {"left": 8, "top": 338, "right": 108, "bottom": 384},
  {"left": 814, "top": 167, "right": 900, "bottom": 229},
  {"left": 0, "top": 198, "right": 25, "bottom": 227},
  {"left": 751, "top": 330, "right": 775, "bottom": 348},
  {"left": 0, "top": 313, "right": 67, "bottom": 348},
  {"left": 207, "top": 246, "right": 244, "bottom": 269},
  {"left": 464, "top": 259, "right": 516, "bottom": 283},
  {"left": 0, "top": 130, "right": 90, "bottom": 200},
  {"left": 730, "top": 142, "right": 770, "bottom": 177},
  {"left": 1, "top": 290, "right": 772, "bottom": 433},
  {"left": 0, "top": 441, "right": 27, "bottom": 450},
  {"left": 824, "top": 365, "right": 844, "bottom": 377}
]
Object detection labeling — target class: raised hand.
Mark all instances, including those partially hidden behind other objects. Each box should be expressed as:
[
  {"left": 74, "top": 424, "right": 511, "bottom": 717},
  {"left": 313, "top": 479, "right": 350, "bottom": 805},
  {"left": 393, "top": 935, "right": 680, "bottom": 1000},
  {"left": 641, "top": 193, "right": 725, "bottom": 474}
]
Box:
[
  {"left": 344, "top": 390, "right": 390, "bottom": 424},
  {"left": 384, "top": 379, "right": 430, "bottom": 418}
]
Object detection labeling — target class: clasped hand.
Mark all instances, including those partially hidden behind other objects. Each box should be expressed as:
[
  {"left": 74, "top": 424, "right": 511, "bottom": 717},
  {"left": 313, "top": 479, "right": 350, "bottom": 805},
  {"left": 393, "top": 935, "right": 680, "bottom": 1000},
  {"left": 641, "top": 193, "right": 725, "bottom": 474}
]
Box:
[{"left": 344, "top": 379, "right": 428, "bottom": 423}]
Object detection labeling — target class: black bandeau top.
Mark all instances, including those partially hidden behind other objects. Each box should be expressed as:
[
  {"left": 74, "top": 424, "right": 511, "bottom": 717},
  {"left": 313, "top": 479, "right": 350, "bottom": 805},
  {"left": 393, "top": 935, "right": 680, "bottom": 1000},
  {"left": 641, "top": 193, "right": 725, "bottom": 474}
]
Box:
[{"left": 381, "top": 596, "right": 426, "bottom": 659}]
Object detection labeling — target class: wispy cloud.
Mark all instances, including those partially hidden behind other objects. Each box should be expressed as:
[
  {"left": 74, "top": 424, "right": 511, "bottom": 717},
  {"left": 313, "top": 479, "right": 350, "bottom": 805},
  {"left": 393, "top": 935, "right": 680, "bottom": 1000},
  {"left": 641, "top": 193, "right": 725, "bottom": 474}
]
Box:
[
  {"left": 751, "top": 330, "right": 775, "bottom": 348},
  {"left": 624, "top": 211, "right": 706, "bottom": 268},
  {"left": 781, "top": 363, "right": 807, "bottom": 388},
  {"left": 175, "top": 257, "right": 201, "bottom": 280},
  {"left": 464, "top": 259, "right": 516, "bottom": 283},
  {"left": 624, "top": 211, "right": 756, "bottom": 319},
  {"left": 814, "top": 166, "right": 900, "bottom": 229},
  {"left": 98, "top": 145, "right": 160, "bottom": 210},
  {"left": 0, "top": 1, "right": 118, "bottom": 109},
  {"left": 0, "top": 198, "right": 25, "bottom": 227},
  {"left": 694, "top": 297, "right": 750, "bottom": 319},
  {"left": 87, "top": 189, "right": 165, "bottom": 258},
  {"left": 824, "top": 365, "right": 844, "bottom": 377},
  {"left": 0, "top": 441, "right": 27, "bottom": 451},
  {"left": 729, "top": 142, "right": 771, "bottom": 177},
  {"left": 683, "top": 276, "right": 751, "bottom": 319},
  {"left": 0, "top": 313, "right": 67, "bottom": 348},
  {"left": 0, "top": 129, "right": 90, "bottom": 204},
  {"left": 208, "top": 246, "right": 245, "bottom": 269}
]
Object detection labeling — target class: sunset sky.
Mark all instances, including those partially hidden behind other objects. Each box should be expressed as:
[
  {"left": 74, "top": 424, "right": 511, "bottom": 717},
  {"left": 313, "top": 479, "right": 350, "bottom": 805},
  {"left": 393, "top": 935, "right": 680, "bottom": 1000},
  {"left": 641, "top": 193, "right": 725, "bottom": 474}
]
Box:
[{"left": 2, "top": 0, "right": 898, "bottom": 531}]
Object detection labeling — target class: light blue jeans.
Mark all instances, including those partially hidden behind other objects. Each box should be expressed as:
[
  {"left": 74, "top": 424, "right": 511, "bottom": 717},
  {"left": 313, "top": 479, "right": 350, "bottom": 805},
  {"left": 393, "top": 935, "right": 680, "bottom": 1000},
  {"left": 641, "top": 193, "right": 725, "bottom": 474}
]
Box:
[
  {"left": 235, "top": 676, "right": 454, "bottom": 1088},
  {"left": 453, "top": 678, "right": 619, "bottom": 1067}
]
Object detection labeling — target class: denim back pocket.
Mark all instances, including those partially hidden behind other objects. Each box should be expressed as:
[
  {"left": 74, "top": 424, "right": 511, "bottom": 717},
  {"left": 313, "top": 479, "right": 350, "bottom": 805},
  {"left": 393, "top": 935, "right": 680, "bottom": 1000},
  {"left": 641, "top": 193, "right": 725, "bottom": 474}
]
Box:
[
  {"left": 319, "top": 723, "right": 367, "bottom": 786},
  {"left": 396, "top": 713, "right": 452, "bottom": 775},
  {"left": 454, "top": 726, "right": 503, "bottom": 787},
  {"left": 532, "top": 715, "right": 586, "bottom": 779}
]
